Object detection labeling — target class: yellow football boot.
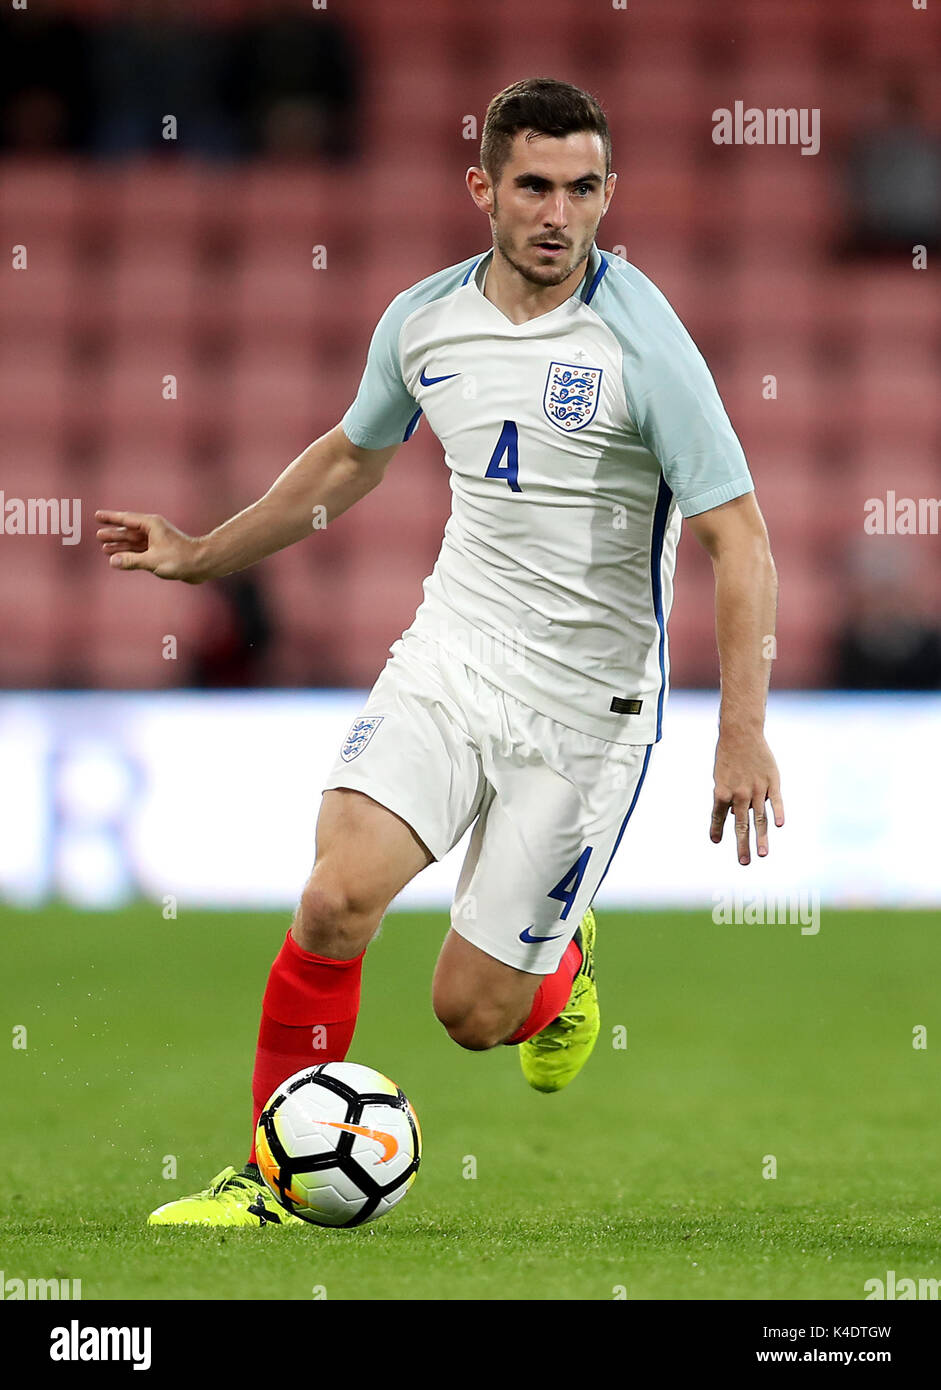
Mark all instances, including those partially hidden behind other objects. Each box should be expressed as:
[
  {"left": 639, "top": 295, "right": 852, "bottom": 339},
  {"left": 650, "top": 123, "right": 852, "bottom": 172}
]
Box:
[
  {"left": 148, "top": 1165, "right": 303, "bottom": 1228},
  {"left": 520, "top": 909, "right": 600, "bottom": 1094}
]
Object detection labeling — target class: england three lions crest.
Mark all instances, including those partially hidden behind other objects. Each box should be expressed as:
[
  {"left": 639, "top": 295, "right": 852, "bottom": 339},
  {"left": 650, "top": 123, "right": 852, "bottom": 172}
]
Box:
[
  {"left": 543, "top": 361, "right": 603, "bottom": 433},
  {"left": 340, "top": 715, "right": 384, "bottom": 762}
]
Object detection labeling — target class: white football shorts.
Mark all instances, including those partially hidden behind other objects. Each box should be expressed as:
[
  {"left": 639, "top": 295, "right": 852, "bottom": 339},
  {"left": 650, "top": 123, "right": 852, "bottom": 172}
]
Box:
[{"left": 322, "top": 631, "right": 653, "bottom": 974}]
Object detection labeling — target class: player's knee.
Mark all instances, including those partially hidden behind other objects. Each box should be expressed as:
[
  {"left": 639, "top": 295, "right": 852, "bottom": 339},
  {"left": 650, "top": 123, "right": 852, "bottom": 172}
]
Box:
[{"left": 294, "top": 878, "right": 377, "bottom": 957}]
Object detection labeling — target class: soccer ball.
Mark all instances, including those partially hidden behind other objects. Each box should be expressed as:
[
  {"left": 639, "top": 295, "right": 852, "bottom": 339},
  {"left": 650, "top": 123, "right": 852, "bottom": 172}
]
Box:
[{"left": 255, "top": 1062, "right": 422, "bottom": 1228}]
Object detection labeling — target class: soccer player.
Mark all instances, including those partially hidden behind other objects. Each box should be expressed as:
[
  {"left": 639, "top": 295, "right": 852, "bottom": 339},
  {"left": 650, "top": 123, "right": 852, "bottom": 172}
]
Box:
[{"left": 96, "top": 78, "right": 784, "bottom": 1226}]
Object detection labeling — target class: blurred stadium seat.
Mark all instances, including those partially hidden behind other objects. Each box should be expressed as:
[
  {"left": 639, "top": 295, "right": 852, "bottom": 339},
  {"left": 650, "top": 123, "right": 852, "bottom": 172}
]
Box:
[{"left": 1, "top": 0, "right": 938, "bottom": 691}]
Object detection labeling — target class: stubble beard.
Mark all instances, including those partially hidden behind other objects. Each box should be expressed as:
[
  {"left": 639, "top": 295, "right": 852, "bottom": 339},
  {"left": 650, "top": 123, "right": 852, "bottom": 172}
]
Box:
[{"left": 491, "top": 205, "right": 596, "bottom": 289}]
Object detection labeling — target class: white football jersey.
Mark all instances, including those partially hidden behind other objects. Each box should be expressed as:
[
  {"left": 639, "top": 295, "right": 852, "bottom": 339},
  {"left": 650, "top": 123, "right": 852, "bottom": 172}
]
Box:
[{"left": 341, "top": 243, "right": 753, "bottom": 744}]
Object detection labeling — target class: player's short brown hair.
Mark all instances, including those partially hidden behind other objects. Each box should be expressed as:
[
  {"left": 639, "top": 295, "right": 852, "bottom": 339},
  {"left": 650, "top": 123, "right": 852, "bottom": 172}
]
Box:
[{"left": 480, "top": 78, "right": 612, "bottom": 185}]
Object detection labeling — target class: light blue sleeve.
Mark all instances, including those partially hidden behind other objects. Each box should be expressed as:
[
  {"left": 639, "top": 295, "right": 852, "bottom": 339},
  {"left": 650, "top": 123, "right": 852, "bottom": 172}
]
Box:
[
  {"left": 341, "top": 254, "right": 483, "bottom": 451},
  {"left": 599, "top": 258, "right": 754, "bottom": 517},
  {"left": 340, "top": 294, "right": 420, "bottom": 450}
]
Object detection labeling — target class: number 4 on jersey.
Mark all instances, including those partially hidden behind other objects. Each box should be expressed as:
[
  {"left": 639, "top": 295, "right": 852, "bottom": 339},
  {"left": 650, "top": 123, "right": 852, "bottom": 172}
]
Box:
[
  {"left": 548, "top": 846, "right": 593, "bottom": 920},
  {"left": 484, "top": 420, "right": 522, "bottom": 493}
]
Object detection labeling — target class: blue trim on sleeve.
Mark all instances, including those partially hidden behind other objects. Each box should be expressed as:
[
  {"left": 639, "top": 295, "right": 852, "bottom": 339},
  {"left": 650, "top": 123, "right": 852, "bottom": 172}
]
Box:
[{"left": 403, "top": 407, "right": 423, "bottom": 441}]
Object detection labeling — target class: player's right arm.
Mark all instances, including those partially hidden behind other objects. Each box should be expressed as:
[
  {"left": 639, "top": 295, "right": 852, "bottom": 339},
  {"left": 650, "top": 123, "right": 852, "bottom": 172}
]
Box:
[{"left": 95, "top": 426, "right": 398, "bottom": 583}]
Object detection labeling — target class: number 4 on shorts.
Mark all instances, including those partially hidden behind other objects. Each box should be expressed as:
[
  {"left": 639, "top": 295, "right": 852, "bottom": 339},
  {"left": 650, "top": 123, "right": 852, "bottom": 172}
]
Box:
[{"left": 548, "top": 846, "right": 593, "bottom": 920}]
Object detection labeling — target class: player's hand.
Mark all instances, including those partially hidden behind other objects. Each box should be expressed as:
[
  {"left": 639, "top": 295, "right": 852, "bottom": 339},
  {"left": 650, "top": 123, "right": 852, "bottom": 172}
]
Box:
[
  {"left": 95, "top": 510, "right": 206, "bottom": 583},
  {"left": 710, "top": 731, "right": 784, "bottom": 865}
]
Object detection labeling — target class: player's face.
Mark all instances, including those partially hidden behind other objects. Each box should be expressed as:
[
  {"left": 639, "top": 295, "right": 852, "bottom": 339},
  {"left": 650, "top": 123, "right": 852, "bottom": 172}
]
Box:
[{"left": 486, "top": 131, "right": 615, "bottom": 288}]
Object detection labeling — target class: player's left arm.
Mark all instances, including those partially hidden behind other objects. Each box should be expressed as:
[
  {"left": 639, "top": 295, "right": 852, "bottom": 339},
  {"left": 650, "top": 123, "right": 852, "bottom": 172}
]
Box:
[{"left": 685, "top": 491, "right": 784, "bottom": 864}]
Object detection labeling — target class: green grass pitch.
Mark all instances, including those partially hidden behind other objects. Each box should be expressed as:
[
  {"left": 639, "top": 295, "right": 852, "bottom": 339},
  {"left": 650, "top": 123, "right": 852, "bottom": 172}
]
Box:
[{"left": 1, "top": 904, "right": 938, "bottom": 1301}]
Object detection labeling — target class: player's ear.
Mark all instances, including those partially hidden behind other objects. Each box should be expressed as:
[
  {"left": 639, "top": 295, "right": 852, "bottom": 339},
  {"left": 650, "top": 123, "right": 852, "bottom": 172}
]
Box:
[
  {"left": 466, "top": 166, "right": 494, "bottom": 214},
  {"left": 602, "top": 171, "right": 617, "bottom": 214}
]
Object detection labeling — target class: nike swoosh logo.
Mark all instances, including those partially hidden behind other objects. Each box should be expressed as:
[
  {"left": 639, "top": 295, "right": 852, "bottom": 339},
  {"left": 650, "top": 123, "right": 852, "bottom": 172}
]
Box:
[
  {"left": 519, "top": 924, "right": 564, "bottom": 943},
  {"left": 419, "top": 368, "right": 460, "bottom": 386},
  {"left": 325, "top": 1121, "right": 399, "bottom": 1162}
]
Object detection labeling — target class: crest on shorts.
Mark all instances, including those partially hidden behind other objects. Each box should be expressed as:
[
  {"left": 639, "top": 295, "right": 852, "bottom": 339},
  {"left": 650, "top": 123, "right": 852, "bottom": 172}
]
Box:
[
  {"left": 543, "top": 361, "right": 603, "bottom": 432},
  {"left": 341, "top": 715, "right": 384, "bottom": 762}
]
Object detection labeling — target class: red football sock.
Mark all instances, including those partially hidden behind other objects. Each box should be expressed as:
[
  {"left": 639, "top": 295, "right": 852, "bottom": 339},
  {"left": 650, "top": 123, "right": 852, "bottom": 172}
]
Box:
[
  {"left": 503, "top": 936, "right": 583, "bottom": 1045},
  {"left": 249, "top": 928, "right": 364, "bottom": 1162}
]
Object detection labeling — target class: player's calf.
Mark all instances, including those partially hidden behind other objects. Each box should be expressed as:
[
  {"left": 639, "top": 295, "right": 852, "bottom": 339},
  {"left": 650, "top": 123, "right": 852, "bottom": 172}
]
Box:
[
  {"left": 433, "top": 928, "right": 540, "bottom": 1051},
  {"left": 437, "top": 1001, "right": 531, "bottom": 1051}
]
